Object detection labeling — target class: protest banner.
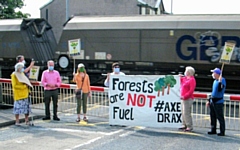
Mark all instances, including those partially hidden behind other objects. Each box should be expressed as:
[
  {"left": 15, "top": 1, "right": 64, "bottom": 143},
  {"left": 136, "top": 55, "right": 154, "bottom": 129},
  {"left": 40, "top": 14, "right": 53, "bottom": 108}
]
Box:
[
  {"left": 219, "top": 42, "right": 235, "bottom": 74},
  {"left": 219, "top": 42, "right": 235, "bottom": 64},
  {"left": 109, "top": 75, "right": 181, "bottom": 128},
  {"left": 68, "top": 38, "right": 81, "bottom": 73},
  {"left": 29, "top": 66, "right": 40, "bottom": 81},
  {"left": 68, "top": 39, "right": 81, "bottom": 56}
]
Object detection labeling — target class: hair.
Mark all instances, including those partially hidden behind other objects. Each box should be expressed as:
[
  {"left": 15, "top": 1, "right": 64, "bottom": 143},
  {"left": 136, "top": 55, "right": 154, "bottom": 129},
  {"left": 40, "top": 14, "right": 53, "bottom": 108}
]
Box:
[
  {"left": 185, "top": 66, "right": 195, "bottom": 76},
  {"left": 16, "top": 55, "right": 23, "bottom": 62},
  {"left": 112, "top": 62, "right": 119, "bottom": 68},
  {"left": 14, "top": 62, "right": 24, "bottom": 72},
  {"left": 47, "top": 60, "right": 54, "bottom": 66}
]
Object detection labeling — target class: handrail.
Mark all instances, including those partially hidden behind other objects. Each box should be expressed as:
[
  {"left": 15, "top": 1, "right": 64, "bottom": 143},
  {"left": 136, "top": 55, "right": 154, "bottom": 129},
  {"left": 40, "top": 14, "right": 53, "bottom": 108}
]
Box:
[{"left": 1, "top": 78, "right": 239, "bottom": 101}]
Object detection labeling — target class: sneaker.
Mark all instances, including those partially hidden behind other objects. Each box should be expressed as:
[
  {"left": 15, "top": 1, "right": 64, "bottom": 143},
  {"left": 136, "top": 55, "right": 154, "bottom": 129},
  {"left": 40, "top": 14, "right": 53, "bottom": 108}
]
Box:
[
  {"left": 208, "top": 131, "right": 217, "bottom": 135},
  {"left": 217, "top": 133, "right": 225, "bottom": 136},
  {"left": 178, "top": 126, "right": 187, "bottom": 130},
  {"left": 76, "top": 118, "right": 80, "bottom": 122},
  {"left": 15, "top": 122, "right": 20, "bottom": 126},
  {"left": 42, "top": 117, "right": 51, "bottom": 120},
  {"left": 53, "top": 117, "right": 60, "bottom": 121}
]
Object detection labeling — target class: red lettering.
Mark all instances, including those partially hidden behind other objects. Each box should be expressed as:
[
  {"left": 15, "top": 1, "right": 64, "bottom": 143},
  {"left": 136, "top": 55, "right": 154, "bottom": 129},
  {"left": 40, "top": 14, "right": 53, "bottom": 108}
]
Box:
[{"left": 127, "top": 93, "right": 156, "bottom": 108}]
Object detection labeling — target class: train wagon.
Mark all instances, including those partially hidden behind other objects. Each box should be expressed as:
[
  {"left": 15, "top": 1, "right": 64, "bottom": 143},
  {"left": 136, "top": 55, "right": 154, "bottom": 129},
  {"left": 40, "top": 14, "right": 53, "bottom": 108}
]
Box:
[
  {"left": 0, "top": 18, "right": 57, "bottom": 80},
  {"left": 56, "top": 15, "right": 240, "bottom": 93}
]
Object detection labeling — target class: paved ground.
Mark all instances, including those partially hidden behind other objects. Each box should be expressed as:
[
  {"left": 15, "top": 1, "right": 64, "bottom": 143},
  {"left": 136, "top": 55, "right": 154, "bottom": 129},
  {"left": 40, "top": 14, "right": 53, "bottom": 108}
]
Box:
[{"left": 0, "top": 105, "right": 240, "bottom": 150}]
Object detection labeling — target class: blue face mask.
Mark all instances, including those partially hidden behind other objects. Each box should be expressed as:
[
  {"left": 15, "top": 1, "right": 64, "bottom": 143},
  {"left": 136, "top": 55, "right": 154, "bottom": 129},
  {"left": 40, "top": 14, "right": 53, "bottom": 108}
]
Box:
[
  {"left": 49, "top": 66, "right": 54, "bottom": 71},
  {"left": 114, "top": 68, "right": 120, "bottom": 73},
  {"left": 21, "top": 68, "right": 24, "bottom": 73}
]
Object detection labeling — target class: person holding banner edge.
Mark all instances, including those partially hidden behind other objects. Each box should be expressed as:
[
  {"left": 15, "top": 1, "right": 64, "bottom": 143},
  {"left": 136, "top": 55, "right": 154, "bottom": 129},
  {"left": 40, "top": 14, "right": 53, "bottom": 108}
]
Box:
[
  {"left": 104, "top": 62, "right": 125, "bottom": 87},
  {"left": 206, "top": 68, "right": 226, "bottom": 136},
  {"left": 179, "top": 66, "right": 196, "bottom": 132}
]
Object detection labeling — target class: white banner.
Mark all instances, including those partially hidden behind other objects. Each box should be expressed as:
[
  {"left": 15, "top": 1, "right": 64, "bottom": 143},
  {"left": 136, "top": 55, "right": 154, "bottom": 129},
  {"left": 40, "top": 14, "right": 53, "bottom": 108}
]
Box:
[{"left": 109, "top": 75, "right": 182, "bottom": 128}]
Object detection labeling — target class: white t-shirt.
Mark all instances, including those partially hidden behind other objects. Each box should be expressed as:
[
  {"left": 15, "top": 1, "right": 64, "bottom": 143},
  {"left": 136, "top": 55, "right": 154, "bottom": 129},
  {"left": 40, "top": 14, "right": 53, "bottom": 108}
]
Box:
[{"left": 104, "top": 72, "right": 125, "bottom": 87}]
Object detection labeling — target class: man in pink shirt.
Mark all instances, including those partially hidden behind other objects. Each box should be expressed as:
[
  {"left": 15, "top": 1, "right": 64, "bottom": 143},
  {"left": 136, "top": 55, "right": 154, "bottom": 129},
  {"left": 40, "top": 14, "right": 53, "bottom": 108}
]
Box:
[{"left": 41, "top": 60, "right": 62, "bottom": 121}]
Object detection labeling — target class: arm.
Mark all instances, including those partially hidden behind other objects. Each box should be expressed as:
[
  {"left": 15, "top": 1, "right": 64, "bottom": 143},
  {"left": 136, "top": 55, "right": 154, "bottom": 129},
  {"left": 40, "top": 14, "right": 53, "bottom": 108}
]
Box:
[
  {"left": 55, "top": 71, "right": 62, "bottom": 87},
  {"left": 104, "top": 73, "right": 110, "bottom": 87},
  {"left": 11, "top": 74, "right": 27, "bottom": 89},
  {"left": 24, "top": 61, "right": 35, "bottom": 73},
  {"left": 218, "top": 77, "right": 226, "bottom": 92},
  {"left": 41, "top": 71, "right": 47, "bottom": 88},
  {"left": 182, "top": 78, "right": 196, "bottom": 100}
]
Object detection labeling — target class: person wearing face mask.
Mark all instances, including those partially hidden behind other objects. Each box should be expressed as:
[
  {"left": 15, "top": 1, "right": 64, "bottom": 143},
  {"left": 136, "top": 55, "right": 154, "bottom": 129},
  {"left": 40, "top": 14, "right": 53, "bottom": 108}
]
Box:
[
  {"left": 178, "top": 66, "right": 196, "bottom": 132},
  {"left": 206, "top": 68, "right": 226, "bottom": 136},
  {"left": 41, "top": 60, "right": 62, "bottom": 121},
  {"left": 73, "top": 63, "right": 91, "bottom": 122},
  {"left": 104, "top": 62, "right": 125, "bottom": 87},
  {"left": 11, "top": 62, "right": 33, "bottom": 126},
  {"left": 16, "top": 55, "right": 35, "bottom": 77}
]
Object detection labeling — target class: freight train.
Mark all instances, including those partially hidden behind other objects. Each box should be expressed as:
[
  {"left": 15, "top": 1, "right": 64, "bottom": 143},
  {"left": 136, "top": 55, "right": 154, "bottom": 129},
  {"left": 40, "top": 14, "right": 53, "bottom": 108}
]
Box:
[{"left": 1, "top": 15, "right": 240, "bottom": 93}]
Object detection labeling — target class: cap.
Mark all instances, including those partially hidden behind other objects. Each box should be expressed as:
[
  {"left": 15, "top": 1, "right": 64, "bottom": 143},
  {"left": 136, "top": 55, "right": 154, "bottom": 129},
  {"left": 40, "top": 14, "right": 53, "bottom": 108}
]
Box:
[
  {"left": 112, "top": 62, "right": 119, "bottom": 68},
  {"left": 78, "top": 63, "right": 85, "bottom": 68},
  {"left": 210, "top": 68, "right": 221, "bottom": 75}
]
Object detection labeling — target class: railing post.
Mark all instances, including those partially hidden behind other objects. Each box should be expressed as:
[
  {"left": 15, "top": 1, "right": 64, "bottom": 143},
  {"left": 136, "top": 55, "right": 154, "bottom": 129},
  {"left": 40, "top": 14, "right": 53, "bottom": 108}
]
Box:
[{"left": 0, "top": 66, "right": 3, "bottom": 103}]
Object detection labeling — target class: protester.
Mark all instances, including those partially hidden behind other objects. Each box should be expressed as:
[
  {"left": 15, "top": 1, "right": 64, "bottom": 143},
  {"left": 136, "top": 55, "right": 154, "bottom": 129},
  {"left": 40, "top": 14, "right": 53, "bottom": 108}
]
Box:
[
  {"left": 206, "top": 68, "right": 226, "bottom": 136},
  {"left": 41, "top": 60, "right": 62, "bottom": 121},
  {"left": 104, "top": 62, "right": 125, "bottom": 87},
  {"left": 104, "top": 62, "right": 126, "bottom": 127},
  {"left": 73, "top": 63, "right": 91, "bottom": 122},
  {"left": 178, "top": 66, "right": 196, "bottom": 132},
  {"left": 11, "top": 62, "right": 33, "bottom": 126},
  {"left": 16, "top": 55, "right": 35, "bottom": 77}
]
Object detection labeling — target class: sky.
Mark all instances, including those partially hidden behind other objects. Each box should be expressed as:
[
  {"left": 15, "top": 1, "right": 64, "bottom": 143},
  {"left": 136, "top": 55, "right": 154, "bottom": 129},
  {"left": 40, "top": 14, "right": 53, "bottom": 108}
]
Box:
[{"left": 20, "top": 0, "right": 240, "bottom": 18}]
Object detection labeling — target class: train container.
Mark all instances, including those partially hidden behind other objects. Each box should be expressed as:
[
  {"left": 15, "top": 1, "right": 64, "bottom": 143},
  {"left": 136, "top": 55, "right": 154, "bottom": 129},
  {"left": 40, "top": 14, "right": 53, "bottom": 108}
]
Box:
[{"left": 56, "top": 15, "right": 240, "bottom": 93}]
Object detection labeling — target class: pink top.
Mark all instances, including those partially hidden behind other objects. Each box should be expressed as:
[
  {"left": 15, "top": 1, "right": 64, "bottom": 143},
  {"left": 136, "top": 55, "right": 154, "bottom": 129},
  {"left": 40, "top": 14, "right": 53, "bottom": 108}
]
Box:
[
  {"left": 180, "top": 76, "right": 196, "bottom": 100},
  {"left": 41, "top": 70, "right": 62, "bottom": 90}
]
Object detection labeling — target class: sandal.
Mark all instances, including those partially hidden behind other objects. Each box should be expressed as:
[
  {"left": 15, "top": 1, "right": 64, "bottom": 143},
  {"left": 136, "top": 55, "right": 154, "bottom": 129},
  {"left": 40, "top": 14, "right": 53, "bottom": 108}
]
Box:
[
  {"left": 184, "top": 128, "right": 193, "bottom": 132},
  {"left": 25, "top": 121, "right": 30, "bottom": 125},
  {"left": 76, "top": 118, "right": 80, "bottom": 122},
  {"left": 178, "top": 126, "right": 186, "bottom": 130},
  {"left": 83, "top": 117, "right": 88, "bottom": 121}
]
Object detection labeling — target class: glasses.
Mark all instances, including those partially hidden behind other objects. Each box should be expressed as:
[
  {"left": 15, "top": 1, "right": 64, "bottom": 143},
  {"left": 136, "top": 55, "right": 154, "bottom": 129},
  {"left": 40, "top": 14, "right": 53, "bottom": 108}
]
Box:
[{"left": 113, "top": 66, "right": 120, "bottom": 68}]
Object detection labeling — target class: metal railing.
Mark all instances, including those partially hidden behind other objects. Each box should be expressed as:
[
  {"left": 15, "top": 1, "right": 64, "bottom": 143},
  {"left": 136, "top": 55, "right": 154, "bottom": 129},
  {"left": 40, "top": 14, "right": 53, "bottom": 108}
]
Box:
[{"left": 0, "top": 78, "right": 239, "bottom": 130}]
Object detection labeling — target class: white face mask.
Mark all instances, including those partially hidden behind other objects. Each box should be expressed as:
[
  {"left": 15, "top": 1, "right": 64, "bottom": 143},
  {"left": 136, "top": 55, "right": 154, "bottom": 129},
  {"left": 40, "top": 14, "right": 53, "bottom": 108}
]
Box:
[
  {"left": 22, "top": 60, "right": 26, "bottom": 65},
  {"left": 212, "top": 74, "right": 215, "bottom": 79},
  {"left": 184, "top": 71, "right": 188, "bottom": 76}
]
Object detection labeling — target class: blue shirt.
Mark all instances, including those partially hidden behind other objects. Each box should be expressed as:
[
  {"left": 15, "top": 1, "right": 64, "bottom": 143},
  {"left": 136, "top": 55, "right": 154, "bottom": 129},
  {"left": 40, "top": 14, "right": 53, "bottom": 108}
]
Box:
[{"left": 211, "top": 77, "right": 226, "bottom": 104}]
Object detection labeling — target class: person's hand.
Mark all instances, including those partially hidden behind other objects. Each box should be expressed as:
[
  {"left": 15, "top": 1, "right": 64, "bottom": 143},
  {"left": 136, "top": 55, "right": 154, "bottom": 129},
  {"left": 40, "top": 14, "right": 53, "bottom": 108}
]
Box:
[
  {"left": 107, "top": 73, "right": 110, "bottom": 81},
  {"left": 206, "top": 101, "right": 210, "bottom": 107},
  {"left": 30, "top": 61, "right": 35, "bottom": 67},
  {"left": 88, "top": 92, "right": 91, "bottom": 97},
  {"left": 219, "top": 75, "right": 222, "bottom": 82}
]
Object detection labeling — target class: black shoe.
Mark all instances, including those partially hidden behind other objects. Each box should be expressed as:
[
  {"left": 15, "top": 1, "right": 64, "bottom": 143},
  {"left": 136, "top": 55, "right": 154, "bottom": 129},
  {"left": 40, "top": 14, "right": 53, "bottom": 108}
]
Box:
[
  {"left": 208, "top": 131, "right": 217, "bottom": 135},
  {"left": 53, "top": 117, "right": 60, "bottom": 121},
  {"left": 217, "top": 133, "right": 225, "bottom": 136},
  {"left": 178, "top": 127, "right": 187, "bottom": 130},
  {"left": 42, "top": 117, "right": 50, "bottom": 120}
]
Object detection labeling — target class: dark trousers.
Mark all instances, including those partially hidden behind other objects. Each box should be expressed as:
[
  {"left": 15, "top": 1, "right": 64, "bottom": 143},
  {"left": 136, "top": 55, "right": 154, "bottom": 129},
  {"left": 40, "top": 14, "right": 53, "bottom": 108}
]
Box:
[
  {"left": 76, "top": 93, "right": 88, "bottom": 114},
  {"left": 44, "top": 89, "right": 58, "bottom": 118},
  {"left": 210, "top": 103, "right": 225, "bottom": 133}
]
